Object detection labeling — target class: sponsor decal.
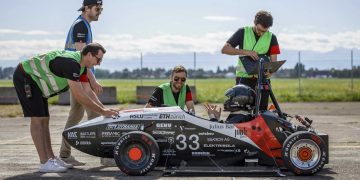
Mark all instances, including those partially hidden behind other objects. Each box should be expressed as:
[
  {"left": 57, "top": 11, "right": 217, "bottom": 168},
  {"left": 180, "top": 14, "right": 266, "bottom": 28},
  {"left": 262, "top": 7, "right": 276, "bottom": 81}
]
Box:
[
  {"left": 235, "top": 128, "right": 248, "bottom": 137},
  {"left": 156, "top": 123, "right": 172, "bottom": 129},
  {"left": 243, "top": 149, "right": 257, "bottom": 156},
  {"left": 75, "top": 140, "right": 91, "bottom": 146},
  {"left": 217, "top": 149, "right": 241, "bottom": 153},
  {"left": 207, "top": 137, "right": 231, "bottom": 142},
  {"left": 204, "top": 144, "right": 235, "bottom": 148},
  {"left": 152, "top": 131, "right": 175, "bottom": 135},
  {"left": 143, "top": 114, "right": 159, "bottom": 119},
  {"left": 159, "top": 113, "right": 185, "bottom": 120},
  {"left": 106, "top": 123, "right": 143, "bottom": 130},
  {"left": 80, "top": 132, "right": 96, "bottom": 139},
  {"left": 179, "top": 125, "right": 196, "bottom": 131},
  {"left": 192, "top": 151, "right": 214, "bottom": 157},
  {"left": 159, "top": 114, "right": 170, "bottom": 119},
  {"left": 67, "top": 132, "right": 78, "bottom": 139},
  {"left": 210, "top": 124, "right": 224, "bottom": 129},
  {"left": 162, "top": 149, "right": 176, "bottom": 156},
  {"left": 102, "top": 131, "right": 122, "bottom": 138},
  {"left": 198, "top": 132, "right": 214, "bottom": 136},
  {"left": 226, "top": 124, "right": 235, "bottom": 129},
  {"left": 168, "top": 137, "right": 175, "bottom": 144},
  {"left": 129, "top": 114, "right": 143, "bottom": 119},
  {"left": 101, "top": 141, "right": 116, "bottom": 146},
  {"left": 209, "top": 124, "right": 235, "bottom": 129},
  {"left": 156, "top": 137, "right": 175, "bottom": 144}
]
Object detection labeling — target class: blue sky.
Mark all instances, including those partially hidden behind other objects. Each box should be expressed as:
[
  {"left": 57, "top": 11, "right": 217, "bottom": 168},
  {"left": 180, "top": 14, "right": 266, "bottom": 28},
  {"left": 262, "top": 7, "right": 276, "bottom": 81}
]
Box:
[{"left": 1, "top": 0, "right": 359, "bottom": 70}]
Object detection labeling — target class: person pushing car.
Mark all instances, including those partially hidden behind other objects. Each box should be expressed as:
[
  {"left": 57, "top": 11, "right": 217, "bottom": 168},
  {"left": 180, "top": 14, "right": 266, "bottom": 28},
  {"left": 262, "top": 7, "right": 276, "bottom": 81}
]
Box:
[{"left": 12, "top": 42, "right": 119, "bottom": 173}]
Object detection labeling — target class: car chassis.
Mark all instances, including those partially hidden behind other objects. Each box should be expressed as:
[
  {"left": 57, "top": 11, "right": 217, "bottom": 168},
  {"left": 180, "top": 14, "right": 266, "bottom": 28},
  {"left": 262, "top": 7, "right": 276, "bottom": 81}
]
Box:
[{"left": 63, "top": 59, "right": 329, "bottom": 176}]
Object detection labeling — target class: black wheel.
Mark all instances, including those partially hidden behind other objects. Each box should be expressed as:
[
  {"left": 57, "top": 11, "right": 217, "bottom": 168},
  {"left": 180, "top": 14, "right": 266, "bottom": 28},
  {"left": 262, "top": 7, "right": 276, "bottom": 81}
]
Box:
[
  {"left": 282, "top": 131, "right": 327, "bottom": 175},
  {"left": 113, "top": 131, "right": 160, "bottom": 176}
]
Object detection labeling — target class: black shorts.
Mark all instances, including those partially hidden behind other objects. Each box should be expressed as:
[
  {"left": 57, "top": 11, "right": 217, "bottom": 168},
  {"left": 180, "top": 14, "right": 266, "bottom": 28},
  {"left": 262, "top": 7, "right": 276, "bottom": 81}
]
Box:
[{"left": 13, "top": 64, "right": 49, "bottom": 117}]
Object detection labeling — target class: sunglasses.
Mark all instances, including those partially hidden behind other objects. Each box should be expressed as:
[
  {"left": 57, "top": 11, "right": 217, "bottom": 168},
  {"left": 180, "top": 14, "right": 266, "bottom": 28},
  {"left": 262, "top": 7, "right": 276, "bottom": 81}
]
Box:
[
  {"left": 174, "top": 77, "right": 186, "bottom": 82},
  {"left": 94, "top": 55, "right": 102, "bottom": 64}
]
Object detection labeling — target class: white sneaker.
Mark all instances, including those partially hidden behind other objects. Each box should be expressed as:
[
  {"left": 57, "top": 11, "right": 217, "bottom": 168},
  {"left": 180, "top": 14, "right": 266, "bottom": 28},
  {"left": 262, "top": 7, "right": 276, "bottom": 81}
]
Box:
[
  {"left": 54, "top": 157, "right": 74, "bottom": 169},
  {"left": 39, "top": 159, "right": 67, "bottom": 173}
]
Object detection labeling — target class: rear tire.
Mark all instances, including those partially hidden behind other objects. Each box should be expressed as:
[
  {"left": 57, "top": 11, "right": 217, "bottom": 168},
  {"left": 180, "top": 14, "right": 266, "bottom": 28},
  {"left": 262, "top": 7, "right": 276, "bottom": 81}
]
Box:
[
  {"left": 113, "top": 131, "right": 160, "bottom": 176},
  {"left": 282, "top": 131, "right": 327, "bottom": 175}
]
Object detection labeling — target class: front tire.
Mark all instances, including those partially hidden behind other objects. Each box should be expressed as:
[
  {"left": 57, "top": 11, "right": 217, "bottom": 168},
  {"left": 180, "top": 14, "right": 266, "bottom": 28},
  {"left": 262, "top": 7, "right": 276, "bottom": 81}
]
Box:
[
  {"left": 282, "top": 131, "right": 327, "bottom": 175},
  {"left": 113, "top": 131, "right": 160, "bottom": 176}
]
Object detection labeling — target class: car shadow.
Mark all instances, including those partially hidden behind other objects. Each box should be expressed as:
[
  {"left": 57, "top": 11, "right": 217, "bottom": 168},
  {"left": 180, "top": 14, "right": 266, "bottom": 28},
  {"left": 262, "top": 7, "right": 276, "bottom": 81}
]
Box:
[{"left": 3, "top": 166, "right": 164, "bottom": 180}]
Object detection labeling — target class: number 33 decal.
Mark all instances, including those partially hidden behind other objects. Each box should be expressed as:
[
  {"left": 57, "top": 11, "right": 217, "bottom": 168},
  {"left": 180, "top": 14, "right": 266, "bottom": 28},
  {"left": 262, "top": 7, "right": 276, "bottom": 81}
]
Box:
[{"left": 176, "top": 134, "right": 200, "bottom": 150}]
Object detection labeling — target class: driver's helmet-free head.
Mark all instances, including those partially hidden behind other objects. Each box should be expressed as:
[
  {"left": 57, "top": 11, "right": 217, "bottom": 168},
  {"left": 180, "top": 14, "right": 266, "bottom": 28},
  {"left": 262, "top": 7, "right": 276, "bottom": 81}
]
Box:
[{"left": 223, "top": 84, "right": 256, "bottom": 112}]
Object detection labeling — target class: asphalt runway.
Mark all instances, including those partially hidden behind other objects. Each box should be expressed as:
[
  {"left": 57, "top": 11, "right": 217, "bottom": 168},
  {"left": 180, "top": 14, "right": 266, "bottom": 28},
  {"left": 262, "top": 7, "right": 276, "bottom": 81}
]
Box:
[{"left": 0, "top": 102, "right": 359, "bottom": 180}]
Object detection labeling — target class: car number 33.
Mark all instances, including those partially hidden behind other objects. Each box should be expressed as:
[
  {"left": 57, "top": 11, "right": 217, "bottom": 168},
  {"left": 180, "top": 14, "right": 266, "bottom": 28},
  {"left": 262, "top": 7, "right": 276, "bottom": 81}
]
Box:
[{"left": 175, "top": 134, "right": 200, "bottom": 150}]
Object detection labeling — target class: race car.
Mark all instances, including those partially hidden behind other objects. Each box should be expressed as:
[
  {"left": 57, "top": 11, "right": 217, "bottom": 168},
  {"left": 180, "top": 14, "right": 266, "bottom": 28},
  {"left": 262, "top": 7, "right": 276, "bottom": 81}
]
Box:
[
  {"left": 63, "top": 58, "right": 328, "bottom": 176},
  {"left": 63, "top": 105, "right": 328, "bottom": 176}
]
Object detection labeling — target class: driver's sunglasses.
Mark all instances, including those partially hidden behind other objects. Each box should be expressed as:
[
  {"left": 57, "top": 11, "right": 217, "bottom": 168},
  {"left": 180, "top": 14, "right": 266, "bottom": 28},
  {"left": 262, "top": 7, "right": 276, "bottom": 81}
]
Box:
[{"left": 174, "top": 77, "right": 186, "bottom": 82}]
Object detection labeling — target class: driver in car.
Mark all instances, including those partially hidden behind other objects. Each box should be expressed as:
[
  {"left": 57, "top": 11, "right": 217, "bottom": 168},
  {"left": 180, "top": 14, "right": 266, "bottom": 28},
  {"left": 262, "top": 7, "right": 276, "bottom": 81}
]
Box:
[
  {"left": 145, "top": 65, "right": 195, "bottom": 114},
  {"left": 203, "top": 84, "right": 255, "bottom": 123}
]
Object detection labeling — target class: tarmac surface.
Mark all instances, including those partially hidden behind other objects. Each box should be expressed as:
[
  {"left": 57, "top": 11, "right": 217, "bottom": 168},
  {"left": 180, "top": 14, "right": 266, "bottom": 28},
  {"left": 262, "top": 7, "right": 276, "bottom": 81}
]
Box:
[{"left": 0, "top": 102, "right": 359, "bottom": 180}]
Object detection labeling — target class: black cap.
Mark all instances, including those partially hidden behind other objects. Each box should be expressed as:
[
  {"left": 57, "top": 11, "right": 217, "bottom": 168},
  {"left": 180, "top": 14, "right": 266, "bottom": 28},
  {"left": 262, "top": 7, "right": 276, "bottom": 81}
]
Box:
[{"left": 78, "top": 0, "right": 103, "bottom": 11}]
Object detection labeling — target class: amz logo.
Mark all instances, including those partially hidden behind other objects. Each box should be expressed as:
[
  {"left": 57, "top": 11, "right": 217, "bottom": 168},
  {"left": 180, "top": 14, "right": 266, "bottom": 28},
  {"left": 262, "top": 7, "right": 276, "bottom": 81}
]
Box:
[{"left": 67, "top": 132, "right": 78, "bottom": 139}]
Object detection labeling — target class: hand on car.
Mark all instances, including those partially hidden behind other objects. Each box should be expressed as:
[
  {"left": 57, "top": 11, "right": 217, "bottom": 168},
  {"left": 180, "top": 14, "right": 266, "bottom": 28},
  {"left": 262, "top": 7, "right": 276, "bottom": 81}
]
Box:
[{"left": 102, "top": 108, "right": 119, "bottom": 118}]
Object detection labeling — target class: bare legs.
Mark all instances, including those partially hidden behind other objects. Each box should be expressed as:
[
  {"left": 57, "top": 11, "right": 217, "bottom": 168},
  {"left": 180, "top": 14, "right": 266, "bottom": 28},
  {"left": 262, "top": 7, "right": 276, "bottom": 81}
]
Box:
[{"left": 30, "top": 117, "right": 55, "bottom": 164}]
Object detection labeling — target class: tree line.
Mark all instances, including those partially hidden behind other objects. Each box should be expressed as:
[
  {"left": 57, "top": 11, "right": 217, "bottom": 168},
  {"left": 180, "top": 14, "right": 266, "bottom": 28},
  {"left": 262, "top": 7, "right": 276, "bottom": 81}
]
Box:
[{"left": 0, "top": 63, "right": 359, "bottom": 79}]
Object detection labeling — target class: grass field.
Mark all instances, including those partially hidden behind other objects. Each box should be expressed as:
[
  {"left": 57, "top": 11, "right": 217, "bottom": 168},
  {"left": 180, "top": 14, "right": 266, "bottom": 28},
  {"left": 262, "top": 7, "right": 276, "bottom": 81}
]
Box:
[{"left": 1, "top": 78, "right": 359, "bottom": 103}]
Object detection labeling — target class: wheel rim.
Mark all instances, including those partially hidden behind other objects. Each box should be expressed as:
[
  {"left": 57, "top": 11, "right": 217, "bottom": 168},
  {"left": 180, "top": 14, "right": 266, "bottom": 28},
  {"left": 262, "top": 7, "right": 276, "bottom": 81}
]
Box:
[
  {"left": 121, "top": 141, "right": 149, "bottom": 169},
  {"left": 290, "top": 139, "right": 320, "bottom": 170},
  {"left": 128, "top": 147, "right": 142, "bottom": 161}
]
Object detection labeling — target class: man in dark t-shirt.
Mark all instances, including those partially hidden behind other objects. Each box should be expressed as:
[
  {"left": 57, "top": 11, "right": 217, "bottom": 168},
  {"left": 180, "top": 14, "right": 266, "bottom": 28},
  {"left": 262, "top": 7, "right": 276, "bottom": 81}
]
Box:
[
  {"left": 12, "top": 43, "right": 119, "bottom": 173},
  {"left": 221, "top": 10, "right": 281, "bottom": 111},
  {"left": 145, "top": 65, "right": 195, "bottom": 113}
]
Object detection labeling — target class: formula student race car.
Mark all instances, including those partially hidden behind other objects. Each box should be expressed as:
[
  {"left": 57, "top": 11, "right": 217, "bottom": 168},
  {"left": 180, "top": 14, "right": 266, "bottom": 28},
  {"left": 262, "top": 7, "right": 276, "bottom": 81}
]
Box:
[{"left": 63, "top": 58, "right": 329, "bottom": 176}]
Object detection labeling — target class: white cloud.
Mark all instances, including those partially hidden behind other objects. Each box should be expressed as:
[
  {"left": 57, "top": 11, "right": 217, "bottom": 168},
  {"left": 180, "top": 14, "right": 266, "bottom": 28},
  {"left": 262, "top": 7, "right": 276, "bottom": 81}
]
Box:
[
  {"left": 0, "top": 29, "right": 64, "bottom": 36},
  {"left": 278, "top": 30, "right": 360, "bottom": 52},
  {"left": 203, "top": 16, "right": 237, "bottom": 22},
  {"left": 96, "top": 32, "right": 232, "bottom": 59},
  {"left": 0, "top": 29, "right": 359, "bottom": 61},
  {"left": 0, "top": 39, "right": 64, "bottom": 60}
]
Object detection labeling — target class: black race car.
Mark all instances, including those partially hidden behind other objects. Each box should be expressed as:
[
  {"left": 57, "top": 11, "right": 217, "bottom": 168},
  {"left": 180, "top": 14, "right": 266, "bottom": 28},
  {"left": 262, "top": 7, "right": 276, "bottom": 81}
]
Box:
[{"left": 63, "top": 59, "right": 328, "bottom": 176}]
